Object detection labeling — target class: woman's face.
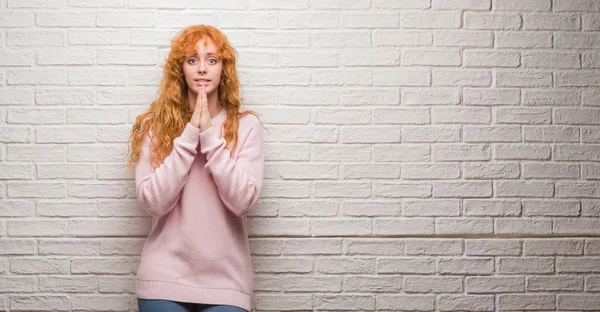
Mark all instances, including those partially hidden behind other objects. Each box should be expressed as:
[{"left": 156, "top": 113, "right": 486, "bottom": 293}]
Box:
[{"left": 182, "top": 38, "right": 223, "bottom": 97}]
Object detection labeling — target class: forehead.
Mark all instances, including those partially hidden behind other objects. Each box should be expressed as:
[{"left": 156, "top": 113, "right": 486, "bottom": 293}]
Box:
[{"left": 187, "top": 38, "right": 219, "bottom": 55}]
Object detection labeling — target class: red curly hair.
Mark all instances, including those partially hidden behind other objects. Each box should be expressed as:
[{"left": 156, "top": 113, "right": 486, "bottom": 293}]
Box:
[{"left": 128, "top": 25, "right": 261, "bottom": 169}]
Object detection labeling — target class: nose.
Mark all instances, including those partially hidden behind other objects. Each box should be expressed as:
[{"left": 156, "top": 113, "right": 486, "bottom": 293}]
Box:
[{"left": 197, "top": 62, "right": 207, "bottom": 74}]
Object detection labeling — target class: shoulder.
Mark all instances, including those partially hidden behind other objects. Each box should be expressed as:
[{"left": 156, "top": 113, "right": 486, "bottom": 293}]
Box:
[{"left": 238, "top": 111, "right": 262, "bottom": 133}]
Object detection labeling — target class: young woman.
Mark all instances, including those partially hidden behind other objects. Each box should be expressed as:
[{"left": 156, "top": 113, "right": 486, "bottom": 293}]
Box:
[{"left": 128, "top": 25, "right": 264, "bottom": 312}]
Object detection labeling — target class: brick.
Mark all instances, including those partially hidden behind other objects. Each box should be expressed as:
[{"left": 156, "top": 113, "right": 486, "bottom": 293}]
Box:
[
  {"left": 7, "top": 145, "right": 65, "bottom": 162},
  {"left": 463, "top": 125, "right": 521, "bottom": 142},
  {"left": 496, "top": 31, "right": 552, "bottom": 48},
  {"left": 464, "top": 199, "right": 521, "bottom": 217},
  {"left": 436, "top": 218, "right": 494, "bottom": 234},
  {"left": 498, "top": 257, "right": 554, "bottom": 274},
  {"left": 313, "top": 182, "right": 370, "bottom": 198},
  {"left": 433, "top": 69, "right": 492, "bottom": 86},
  {"left": 402, "top": 49, "right": 461, "bottom": 66},
  {"left": 188, "top": 0, "right": 246, "bottom": 9},
  {"left": 98, "top": 276, "right": 135, "bottom": 293},
  {"left": 373, "top": 0, "right": 430, "bottom": 9},
  {"left": 253, "top": 257, "right": 313, "bottom": 273},
  {"left": 402, "top": 126, "right": 460, "bottom": 143},
  {"left": 311, "top": 218, "right": 372, "bottom": 236},
  {"left": 527, "top": 276, "right": 584, "bottom": 291},
  {"left": 557, "top": 294, "right": 600, "bottom": 310},
  {"left": 312, "top": 0, "right": 369, "bottom": 9},
  {"left": 36, "top": 88, "right": 94, "bottom": 105},
  {"left": 7, "top": 108, "right": 65, "bottom": 124},
  {"left": 344, "top": 276, "right": 400, "bottom": 292},
  {"left": 282, "top": 238, "right": 341, "bottom": 255},
  {"left": 402, "top": 11, "right": 461, "bottom": 29},
  {"left": 312, "top": 30, "right": 370, "bottom": 47},
  {"left": 36, "top": 12, "right": 95, "bottom": 27},
  {"left": 0, "top": 163, "right": 33, "bottom": 179},
  {"left": 9, "top": 0, "right": 63, "bottom": 8},
  {"left": 377, "top": 295, "right": 435, "bottom": 310},
  {"left": 495, "top": 218, "right": 553, "bottom": 235},
  {"left": 437, "top": 258, "right": 494, "bottom": 275},
  {"left": 498, "top": 294, "right": 555, "bottom": 310},
  {"left": 432, "top": 0, "right": 490, "bottom": 10},
  {"left": 248, "top": 218, "right": 310, "bottom": 236},
  {"left": 403, "top": 91, "right": 458, "bottom": 109},
  {"left": 250, "top": 31, "right": 309, "bottom": 48},
  {"left": 9, "top": 295, "right": 70, "bottom": 311},
  {"left": 465, "top": 239, "right": 522, "bottom": 256},
  {"left": 68, "top": 30, "right": 128, "bottom": 45},
  {"left": 0, "top": 238, "right": 35, "bottom": 255},
  {"left": 36, "top": 127, "right": 96, "bottom": 143},
  {"left": 554, "top": 0, "right": 600, "bottom": 11},
  {"left": 97, "top": 11, "right": 156, "bottom": 27},
  {"left": 314, "top": 295, "right": 375, "bottom": 310},
  {"left": 312, "top": 69, "right": 372, "bottom": 86},
  {"left": 37, "top": 201, "right": 96, "bottom": 217},
  {"left": 524, "top": 13, "right": 580, "bottom": 30},
  {"left": 495, "top": 0, "right": 551, "bottom": 11},
  {"left": 278, "top": 200, "right": 337, "bottom": 217},
  {"left": 464, "top": 12, "right": 522, "bottom": 30},
  {"left": 71, "top": 295, "right": 129, "bottom": 311},
  {"left": 342, "top": 49, "right": 400, "bottom": 66},
  {"left": 405, "top": 239, "right": 462, "bottom": 255},
  {"left": 434, "top": 30, "right": 492, "bottom": 47},
  {"left": 253, "top": 294, "right": 312, "bottom": 311},
  {"left": 404, "top": 276, "right": 462, "bottom": 293},
  {"left": 403, "top": 199, "right": 460, "bottom": 217},
  {"left": 283, "top": 276, "right": 342, "bottom": 292},
  {"left": 97, "top": 49, "right": 157, "bottom": 65},
  {"left": 433, "top": 144, "right": 491, "bottom": 161},
  {"left": 39, "top": 276, "right": 97, "bottom": 292},
  {"left": 374, "top": 30, "right": 432, "bottom": 46},
  {"left": 71, "top": 258, "right": 132, "bottom": 274},
  {"left": 8, "top": 182, "right": 65, "bottom": 198},
  {"left": 0, "top": 11, "right": 34, "bottom": 27},
  {"left": 0, "top": 50, "right": 34, "bottom": 67},
  {"left": 345, "top": 239, "right": 404, "bottom": 256},
  {"left": 555, "top": 32, "right": 600, "bottom": 48},
  {"left": 464, "top": 50, "right": 520, "bottom": 67},
  {"left": 377, "top": 258, "right": 435, "bottom": 274},
  {"left": 375, "top": 218, "right": 435, "bottom": 235},
  {"left": 341, "top": 13, "right": 399, "bottom": 28},
  {"left": 38, "top": 239, "right": 98, "bottom": 256},
  {"left": 522, "top": 200, "right": 580, "bottom": 216},
  {"left": 0, "top": 276, "right": 36, "bottom": 292},
  {"left": 438, "top": 295, "right": 495, "bottom": 311},
  {"left": 525, "top": 89, "right": 580, "bottom": 106},
  {"left": 129, "top": 0, "right": 185, "bottom": 8},
  {"left": 37, "top": 48, "right": 95, "bottom": 65},
  {"left": 11, "top": 257, "right": 70, "bottom": 274}
]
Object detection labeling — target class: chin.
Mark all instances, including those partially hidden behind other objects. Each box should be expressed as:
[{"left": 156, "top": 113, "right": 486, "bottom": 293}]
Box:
[{"left": 189, "top": 84, "right": 214, "bottom": 95}]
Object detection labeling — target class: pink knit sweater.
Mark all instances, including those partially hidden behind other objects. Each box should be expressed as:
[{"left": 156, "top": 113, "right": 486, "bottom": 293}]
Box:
[{"left": 134, "top": 109, "right": 263, "bottom": 311}]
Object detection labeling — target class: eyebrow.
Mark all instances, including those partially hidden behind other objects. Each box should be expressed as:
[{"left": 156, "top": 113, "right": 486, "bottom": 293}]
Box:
[{"left": 187, "top": 52, "right": 219, "bottom": 58}]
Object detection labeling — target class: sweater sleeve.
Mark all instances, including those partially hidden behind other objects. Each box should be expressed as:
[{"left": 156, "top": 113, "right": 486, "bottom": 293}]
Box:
[
  {"left": 135, "top": 123, "right": 201, "bottom": 218},
  {"left": 198, "top": 121, "right": 264, "bottom": 217}
]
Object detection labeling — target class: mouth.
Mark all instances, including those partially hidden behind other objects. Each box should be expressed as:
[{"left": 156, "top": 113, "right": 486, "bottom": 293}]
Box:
[{"left": 194, "top": 78, "right": 211, "bottom": 86}]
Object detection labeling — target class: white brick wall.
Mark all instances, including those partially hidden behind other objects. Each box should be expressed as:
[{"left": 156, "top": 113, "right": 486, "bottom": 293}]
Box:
[{"left": 1, "top": 0, "right": 600, "bottom": 311}]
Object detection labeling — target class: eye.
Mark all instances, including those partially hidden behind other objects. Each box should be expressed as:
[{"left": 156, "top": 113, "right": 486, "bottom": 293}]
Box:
[
  {"left": 208, "top": 58, "right": 218, "bottom": 64},
  {"left": 187, "top": 58, "right": 197, "bottom": 65}
]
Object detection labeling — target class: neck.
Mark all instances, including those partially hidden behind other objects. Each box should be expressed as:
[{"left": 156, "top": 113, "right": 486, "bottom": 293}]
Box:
[{"left": 188, "top": 89, "right": 222, "bottom": 118}]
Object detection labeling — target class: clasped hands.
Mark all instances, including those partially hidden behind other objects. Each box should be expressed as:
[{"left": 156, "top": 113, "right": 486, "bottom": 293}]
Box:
[{"left": 189, "top": 86, "right": 212, "bottom": 133}]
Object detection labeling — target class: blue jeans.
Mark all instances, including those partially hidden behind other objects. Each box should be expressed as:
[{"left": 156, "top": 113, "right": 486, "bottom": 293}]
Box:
[{"left": 137, "top": 299, "right": 248, "bottom": 312}]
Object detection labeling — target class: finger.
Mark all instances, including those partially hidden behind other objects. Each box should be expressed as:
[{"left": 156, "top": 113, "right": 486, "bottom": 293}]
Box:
[{"left": 195, "top": 88, "right": 203, "bottom": 109}]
